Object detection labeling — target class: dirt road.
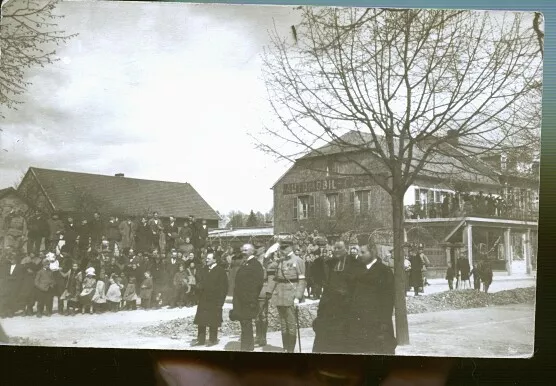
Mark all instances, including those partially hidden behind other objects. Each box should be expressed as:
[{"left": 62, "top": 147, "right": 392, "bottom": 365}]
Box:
[{"left": 1, "top": 299, "right": 534, "bottom": 358}]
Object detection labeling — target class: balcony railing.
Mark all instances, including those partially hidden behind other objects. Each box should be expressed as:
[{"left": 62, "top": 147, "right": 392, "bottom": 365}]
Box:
[{"left": 405, "top": 202, "right": 538, "bottom": 222}]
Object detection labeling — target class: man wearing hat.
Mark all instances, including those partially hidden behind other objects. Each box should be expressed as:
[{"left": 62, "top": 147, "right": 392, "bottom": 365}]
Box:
[
  {"left": 266, "top": 240, "right": 306, "bottom": 353},
  {"left": 230, "top": 244, "right": 264, "bottom": 351}
]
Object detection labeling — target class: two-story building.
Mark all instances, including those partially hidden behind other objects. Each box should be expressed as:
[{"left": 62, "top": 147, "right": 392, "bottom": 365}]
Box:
[{"left": 272, "top": 131, "right": 539, "bottom": 276}]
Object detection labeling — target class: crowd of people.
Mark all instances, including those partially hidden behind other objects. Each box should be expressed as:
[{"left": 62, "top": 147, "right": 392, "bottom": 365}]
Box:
[
  {"left": 406, "top": 190, "right": 536, "bottom": 220},
  {"left": 0, "top": 210, "right": 498, "bottom": 354},
  {"left": 0, "top": 211, "right": 224, "bottom": 318}
]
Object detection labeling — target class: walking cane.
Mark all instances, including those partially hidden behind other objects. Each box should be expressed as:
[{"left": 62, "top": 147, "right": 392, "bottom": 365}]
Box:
[{"left": 295, "top": 304, "right": 302, "bottom": 353}]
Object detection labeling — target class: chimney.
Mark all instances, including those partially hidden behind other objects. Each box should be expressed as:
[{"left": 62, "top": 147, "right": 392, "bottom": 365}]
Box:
[
  {"left": 115, "top": 173, "right": 125, "bottom": 177},
  {"left": 446, "top": 130, "right": 459, "bottom": 147}
]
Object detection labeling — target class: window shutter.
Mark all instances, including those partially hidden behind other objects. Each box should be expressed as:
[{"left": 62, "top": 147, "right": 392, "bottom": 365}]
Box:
[
  {"left": 350, "top": 191, "right": 355, "bottom": 212},
  {"left": 338, "top": 192, "right": 344, "bottom": 215},
  {"left": 293, "top": 197, "right": 298, "bottom": 221},
  {"left": 315, "top": 192, "right": 321, "bottom": 217},
  {"left": 364, "top": 191, "right": 370, "bottom": 213},
  {"left": 309, "top": 194, "right": 315, "bottom": 218}
]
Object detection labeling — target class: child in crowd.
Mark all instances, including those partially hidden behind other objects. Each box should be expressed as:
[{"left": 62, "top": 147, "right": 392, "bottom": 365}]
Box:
[
  {"left": 185, "top": 261, "right": 197, "bottom": 307},
  {"left": 140, "top": 271, "right": 153, "bottom": 310},
  {"left": 470, "top": 262, "right": 481, "bottom": 292},
  {"left": 92, "top": 271, "right": 107, "bottom": 313},
  {"left": 59, "top": 262, "right": 81, "bottom": 315},
  {"left": 173, "top": 264, "right": 187, "bottom": 308},
  {"left": 106, "top": 275, "right": 123, "bottom": 312},
  {"left": 79, "top": 267, "right": 97, "bottom": 314},
  {"left": 480, "top": 261, "right": 494, "bottom": 293},
  {"left": 34, "top": 259, "right": 55, "bottom": 317},
  {"left": 123, "top": 276, "right": 138, "bottom": 310},
  {"left": 119, "top": 272, "right": 128, "bottom": 310},
  {"left": 445, "top": 263, "right": 456, "bottom": 290}
]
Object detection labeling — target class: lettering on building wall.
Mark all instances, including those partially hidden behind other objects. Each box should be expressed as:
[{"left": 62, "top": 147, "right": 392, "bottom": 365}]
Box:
[{"left": 282, "top": 176, "right": 374, "bottom": 195}]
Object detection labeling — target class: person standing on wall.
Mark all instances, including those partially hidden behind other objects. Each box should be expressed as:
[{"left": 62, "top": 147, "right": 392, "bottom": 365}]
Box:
[{"left": 230, "top": 244, "right": 264, "bottom": 352}]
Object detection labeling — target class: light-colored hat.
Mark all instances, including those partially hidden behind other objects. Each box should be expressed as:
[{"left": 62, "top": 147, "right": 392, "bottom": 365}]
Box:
[
  {"left": 45, "top": 252, "right": 56, "bottom": 262},
  {"left": 85, "top": 267, "right": 96, "bottom": 276}
]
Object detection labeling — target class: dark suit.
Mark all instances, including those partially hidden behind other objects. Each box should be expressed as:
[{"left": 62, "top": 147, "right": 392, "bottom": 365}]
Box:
[
  {"left": 197, "top": 224, "right": 209, "bottom": 248},
  {"left": 64, "top": 223, "right": 78, "bottom": 255},
  {"left": 27, "top": 215, "right": 49, "bottom": 255},
  {"left": 0, "top": 262, "right": 24, "bottom": 317},
  {"left": 312, "top": 254, "right": 359, "bottom": 354},
  {"left": 165, "top": 222, "right": 179, "bottom": 252},
  {"left": 232, "top": 256, "right": 264, "bottom": 351},
  {"left": 345, "top": 259, "right": 396, "bottom": 355},
  {"left": 194, "top": 264, "right": 228, "bottom": 343}
]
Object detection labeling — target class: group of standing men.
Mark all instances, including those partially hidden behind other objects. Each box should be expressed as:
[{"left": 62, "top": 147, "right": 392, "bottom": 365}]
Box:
[
  {"left": 213, "top": 239, "right": 396, "bottom": 354},
  {"left": 4, "top": 210, "right": 209, "bottom": 257}
]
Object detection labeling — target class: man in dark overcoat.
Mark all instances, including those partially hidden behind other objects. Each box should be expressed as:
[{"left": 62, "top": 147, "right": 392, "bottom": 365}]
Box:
[
  {"left": 0, "top": 253, "right": 24, "bottom": 317},
  {"left": 345, "top": 242, "right": 396, "bottom": 355},
  {"left": 192, "top": 252, "right": 228, "bottom": 347},
  {"left": 312, "top": 240, "right": 359, "bottom": 354},
  {"left": 231, "top": 243, "right": 264, "bottom": 351},
  {"left": 409, "top": 247, "right": 424, "bottom": 296},
  {"left": 89, "top": 212, "right": 103, "bottom": 252}
]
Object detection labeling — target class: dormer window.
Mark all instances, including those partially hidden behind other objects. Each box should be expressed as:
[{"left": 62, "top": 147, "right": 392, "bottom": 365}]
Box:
[
  {"left": 500, "top": 153, "right": 507, "bottom": 171},
  {"left": 326, "top": 158, "right": 339, "bottom": 176}
]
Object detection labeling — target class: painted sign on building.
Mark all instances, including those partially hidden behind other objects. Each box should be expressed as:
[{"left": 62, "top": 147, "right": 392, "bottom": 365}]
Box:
[{"left": 282, "top": 175, "right": 374, "bottom": 195}]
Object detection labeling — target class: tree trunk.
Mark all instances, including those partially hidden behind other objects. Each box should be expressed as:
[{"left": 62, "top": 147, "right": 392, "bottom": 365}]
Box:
[{"left": 392, "top": 193, "right": 410, "bottom": 345}]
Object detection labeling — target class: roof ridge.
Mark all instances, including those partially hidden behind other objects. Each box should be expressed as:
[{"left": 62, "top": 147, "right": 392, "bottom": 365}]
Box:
[{"left": 31, "top": 166, "right": 192, "bottom": 186}]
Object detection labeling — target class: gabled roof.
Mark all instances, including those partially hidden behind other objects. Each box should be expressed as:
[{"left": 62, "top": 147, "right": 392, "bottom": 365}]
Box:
[
  {"left": 22, "top": 167, "right": 219, "bottom": 220},
  {"left": 294, "top": 131, "right": 503, "bottom": 185},
  {"left": 0, "top": 187, "right": 16, "bottom": 199}
]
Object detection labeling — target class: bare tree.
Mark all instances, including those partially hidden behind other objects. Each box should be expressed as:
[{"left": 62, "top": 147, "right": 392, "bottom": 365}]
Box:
[
  {"left": 255, "top": 7, "right": 542, "bottom": 345},
  {"left": 1, "top": 0, "right": 77, "bottom": 117}
]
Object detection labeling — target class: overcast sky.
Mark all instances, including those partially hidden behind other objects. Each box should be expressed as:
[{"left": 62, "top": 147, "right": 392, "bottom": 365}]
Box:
[{"left": 0, "top": 0, "right": 300, "bottom": 214}]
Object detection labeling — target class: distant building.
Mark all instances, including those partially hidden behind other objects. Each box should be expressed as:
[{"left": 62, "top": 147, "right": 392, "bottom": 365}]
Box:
[
  {"left": 208, "top": 226, "right": 275, "bottom": 248},
  {"left": 17, "top": 167, "right": 220, "bottom": 227},
  {"left": 272, "top": 131, "right": 539, "bottom": 276}
]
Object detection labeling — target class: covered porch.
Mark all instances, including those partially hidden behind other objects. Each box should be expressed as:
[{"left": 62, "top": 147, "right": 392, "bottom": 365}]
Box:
[{"left": 404, "top": 217, "right": 537, "bottom": 276}]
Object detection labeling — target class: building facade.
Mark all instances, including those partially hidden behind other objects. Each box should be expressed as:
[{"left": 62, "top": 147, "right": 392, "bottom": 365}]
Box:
[
  {"left": 272, "top": 132, "right": 539, "bottom": 276},
  {"left": 17, "top": 167, "right": 220, "bottom": 228}
]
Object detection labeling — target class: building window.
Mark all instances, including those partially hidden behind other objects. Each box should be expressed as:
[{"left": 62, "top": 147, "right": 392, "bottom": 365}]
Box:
[
  {"left": 415, "top": 188, "right": 429, "bottom": 206},
  {"left": 351, "top": 190, "right": 371, "bottom": 214},
  {"left": 326, "top": 193, "right": 339, "bottom": 217},
  {"left": 293, "top": 195, "right": 314, "bottom": 221},
  {"left": 326, "top": 158, "right": 339, "bottom": 177}
]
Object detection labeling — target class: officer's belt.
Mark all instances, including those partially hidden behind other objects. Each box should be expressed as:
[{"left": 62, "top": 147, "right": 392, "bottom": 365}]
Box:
[{"left": 274, "top": 278, "right": 299, "bottom": 283}]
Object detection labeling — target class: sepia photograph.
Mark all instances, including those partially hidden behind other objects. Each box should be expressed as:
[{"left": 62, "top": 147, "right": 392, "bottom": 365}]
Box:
[{"left": 0, "top": 0, "right": 542, "bottom": 358}]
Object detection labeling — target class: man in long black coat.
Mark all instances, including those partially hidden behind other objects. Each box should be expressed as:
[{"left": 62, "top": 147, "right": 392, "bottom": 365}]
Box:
[
  {"left": 231, "top": 243, "right": 264, "bottom": 351},
  {"left": 192, "top": 252, "right": 228, "bottom": 347},
  {"left": 0, "top": 253, "right": 24, "bottom": 317},
  {"left": 345, "top": 243, "right": 396, "bottom": 355},
  {"left": 312, "top": 241, "right": 359, "bottom": 354}
]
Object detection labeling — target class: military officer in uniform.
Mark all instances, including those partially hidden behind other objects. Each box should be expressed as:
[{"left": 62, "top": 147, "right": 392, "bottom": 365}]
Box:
[{"left": 266, "top": 240, "right": 306, "bottom": 353}]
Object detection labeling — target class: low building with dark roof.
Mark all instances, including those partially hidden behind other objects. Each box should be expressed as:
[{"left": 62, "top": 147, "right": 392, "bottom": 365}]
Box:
[
  {"left": 17, "top": 167, "right": 220, "bottom": 227},
  {"left": 272, "top": 131, "right": 539, "bottom": 277}
]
